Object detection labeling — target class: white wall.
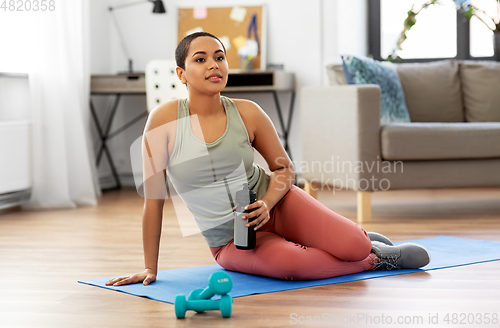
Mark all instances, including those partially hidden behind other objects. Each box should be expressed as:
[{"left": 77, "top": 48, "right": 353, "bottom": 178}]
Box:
[
  {"left": 322, "top": 0, "right": 368, "bottom": 84},
  {"left": 90, "top": 0, "right": 111, "bottom": 74},
  {"left": 90, "top": 0, "right": 367, "bottom": 186}
]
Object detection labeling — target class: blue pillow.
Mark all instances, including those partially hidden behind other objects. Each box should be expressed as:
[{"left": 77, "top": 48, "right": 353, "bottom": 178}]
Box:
[{"left": 341, "top": 55, "right": 411, "bottom": 124}]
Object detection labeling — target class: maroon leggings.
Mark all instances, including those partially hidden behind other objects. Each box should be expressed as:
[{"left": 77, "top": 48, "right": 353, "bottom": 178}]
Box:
[{"left": 210, "top": 185, "right": 376, "bottom": 280}]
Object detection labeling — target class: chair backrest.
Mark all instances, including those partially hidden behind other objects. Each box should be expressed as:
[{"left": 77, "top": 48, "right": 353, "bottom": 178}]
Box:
[{"left": 145, "top": 59, "right": 188, "bottom": 113}]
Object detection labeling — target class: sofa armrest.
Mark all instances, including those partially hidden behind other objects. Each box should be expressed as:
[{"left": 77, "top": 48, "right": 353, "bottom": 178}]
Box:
[{"left": 300, "top": 84, "right": 381, "bottom": 191}]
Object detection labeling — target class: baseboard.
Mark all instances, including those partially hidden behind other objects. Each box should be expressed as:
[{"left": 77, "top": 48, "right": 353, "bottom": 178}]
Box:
[{"left": 0, "top": 205, "right": 21, "bottom": 215}]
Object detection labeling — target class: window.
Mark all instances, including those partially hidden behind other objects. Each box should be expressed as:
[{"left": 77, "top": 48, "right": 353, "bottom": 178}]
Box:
[
  {"left": 381, "top": 0, "right": 457, "bottom": 59},
  {"left": 470, "top": 0, "right": 497, "bottom": 57},
  {"left": 369, "top": 0, "right": 496, "bottom": 62}
]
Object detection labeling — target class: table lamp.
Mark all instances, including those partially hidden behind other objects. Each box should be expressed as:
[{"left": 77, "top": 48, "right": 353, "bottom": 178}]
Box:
[{"left": 109, "top": 0, "right": 166, "bottom": 75}]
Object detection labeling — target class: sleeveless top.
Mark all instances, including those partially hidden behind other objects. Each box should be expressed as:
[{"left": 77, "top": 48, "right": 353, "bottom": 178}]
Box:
[{"left": 166, "top": 96, "right": 270, "bottom": 247}]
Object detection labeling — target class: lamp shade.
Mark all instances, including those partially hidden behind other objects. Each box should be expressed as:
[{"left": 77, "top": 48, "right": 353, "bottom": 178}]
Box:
[{"left": 152, "top": 0, "right": 166, "bottom": 13}]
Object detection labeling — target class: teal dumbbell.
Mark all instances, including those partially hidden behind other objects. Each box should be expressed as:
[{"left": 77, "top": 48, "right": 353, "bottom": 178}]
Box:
[
  {"left": 175, "top": 294, "right": 233, "bottom": 318},
  {"left": 188, "top": 271, "right": 233, "bottom": 301}
]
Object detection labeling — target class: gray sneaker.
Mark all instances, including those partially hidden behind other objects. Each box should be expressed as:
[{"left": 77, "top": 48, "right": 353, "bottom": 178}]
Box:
[
  {"left": 367, "top": 232, "right": 393, "bottom": 246},
  {"left": 371, "top": 241, "right": 431, "bottom": 270}
]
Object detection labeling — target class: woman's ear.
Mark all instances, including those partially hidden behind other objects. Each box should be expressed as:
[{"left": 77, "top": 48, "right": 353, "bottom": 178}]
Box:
[{"left": 176, "top": 66, "right": 187, "bottom": 85}]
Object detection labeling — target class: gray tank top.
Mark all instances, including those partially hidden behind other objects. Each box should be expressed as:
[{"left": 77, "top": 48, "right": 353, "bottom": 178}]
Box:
[{"left": 167, "top": 96, "right": 270, "bottom": 247}]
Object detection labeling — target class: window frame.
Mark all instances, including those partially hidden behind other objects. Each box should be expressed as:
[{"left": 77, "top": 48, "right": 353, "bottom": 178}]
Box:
[{"left": 368, "top": 0, "right": 495, "bottom": 62}]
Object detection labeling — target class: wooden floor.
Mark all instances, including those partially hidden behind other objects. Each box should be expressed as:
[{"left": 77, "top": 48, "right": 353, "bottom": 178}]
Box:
[{"left": 1, "top": 186, "right": 500, "bottom": 328}]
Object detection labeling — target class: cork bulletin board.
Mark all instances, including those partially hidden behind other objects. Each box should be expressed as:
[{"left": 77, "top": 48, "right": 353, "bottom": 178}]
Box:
[{"left": 177, "top": 5, "right": 266, "bottom": 70}]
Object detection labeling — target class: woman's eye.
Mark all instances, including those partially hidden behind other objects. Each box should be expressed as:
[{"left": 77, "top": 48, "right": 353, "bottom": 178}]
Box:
[
  {"left": 196, "top": 58, "right": 205, "bottom": 63},
  {"left": 216, "top": 56, "right": 225, "bottom": 61}
]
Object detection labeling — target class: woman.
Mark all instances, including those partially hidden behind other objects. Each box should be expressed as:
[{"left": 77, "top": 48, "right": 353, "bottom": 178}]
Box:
[{"left": 106, "top": 32, "right": 430, "bottom": 286}]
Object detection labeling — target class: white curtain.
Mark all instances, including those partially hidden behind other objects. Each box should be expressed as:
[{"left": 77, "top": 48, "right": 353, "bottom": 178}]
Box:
[{"left": 20, "top": 1, "right": 101, "bottom": 208}]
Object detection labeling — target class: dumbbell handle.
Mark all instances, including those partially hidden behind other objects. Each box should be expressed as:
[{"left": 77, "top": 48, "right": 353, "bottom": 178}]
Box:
[
  {"left": 188, "top": 272, "right": 232, "bottom": 301},
  {"left": 187, "top": 299, "right": 223, "bottom": 312},
  {"left": 197, "top": 272, "right": 232, "bottom": 299},
  {"left": 198, "top": 287, "right": 216, "bottom": 299}
]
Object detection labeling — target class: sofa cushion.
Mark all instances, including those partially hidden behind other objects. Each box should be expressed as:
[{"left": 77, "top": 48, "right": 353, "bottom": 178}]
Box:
[
  {"left": 380, "top": 122, "right": 500, "bottom": 161},
  {"left": 341, "top": 55, "right": 411, "bottom": 125},
  {"left": 325, "top": 63, "right": 348, "bottom": 85},
  {"left": 459, "top": 60, "right": 500, "bottom": 122},
  {"left": 395, "top": 60, "right": 464, "bottom": 122}
]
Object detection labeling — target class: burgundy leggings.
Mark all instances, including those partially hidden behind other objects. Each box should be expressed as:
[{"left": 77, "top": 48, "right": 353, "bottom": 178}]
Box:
[{"left": 210, "top": 185, "right": 376, "bottom": 280}]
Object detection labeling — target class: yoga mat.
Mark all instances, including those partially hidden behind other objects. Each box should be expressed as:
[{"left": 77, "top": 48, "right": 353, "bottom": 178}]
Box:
[{"left": 79, "top": 236, "right": 500, "bottom": 304}]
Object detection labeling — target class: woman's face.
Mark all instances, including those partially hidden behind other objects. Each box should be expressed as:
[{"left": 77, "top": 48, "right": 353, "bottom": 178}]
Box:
[{"left": 179, "top": 36, "right": 228, "bottom": 94}]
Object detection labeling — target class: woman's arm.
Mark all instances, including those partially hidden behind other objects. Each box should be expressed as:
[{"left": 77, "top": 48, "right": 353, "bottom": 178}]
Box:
[
  {"left": 106, "top": 102, "right": 176, "bottom": 286},
  {"left": 234, "top": 99, "right": 295, "bottom": 230},
  {"left": 141, "top": 173, "right": 166, "bottom": 281},
  {"left": 107, "top": 196, "right": 164, "bottom": 286},
  {"left": 105, "top": 142, "right": 166, "bottom": 286}
]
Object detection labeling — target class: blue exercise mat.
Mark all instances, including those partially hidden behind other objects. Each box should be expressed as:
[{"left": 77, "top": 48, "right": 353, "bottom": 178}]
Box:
[{"left": 78, "top": 236, "right": 500, "bottom": 304}]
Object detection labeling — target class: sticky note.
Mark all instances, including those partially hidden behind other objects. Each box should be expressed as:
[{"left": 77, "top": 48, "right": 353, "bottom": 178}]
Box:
[
  {"left": 186, "top": 27, "right": 204, "bottom": 36},
  {"left": 193, "top": 7, "right": 207, "bottom": 19},
  {"left": 245, "top": 39, "right": 258, "bottom": 57},
  {"left": 219, "top": 36, "right": 231, "bottom": 51},
  {"left": 232, "top": 35, "right": 247, "bottom": 50},
  {"left": 230, "top": 7, "right": 247, "bottom": 22},
  {"left": 237, "top": 40, "right": 257, "bottom": 58}
]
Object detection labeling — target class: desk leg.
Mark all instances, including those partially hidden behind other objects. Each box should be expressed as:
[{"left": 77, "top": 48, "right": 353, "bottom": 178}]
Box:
[
  {"left": 96, "top": 95, "right": 121, "bottom": 164},
  {"left": 271, "top": 90, "right": 298, "bottom": 186},
  {"left": 107, "top": 111, "right": 148, "bottom": 140},
  {"left": 89, "top": 98, "right": 104, "bottom": 142},
  {"left": 89, "top": 95, "right": 122, "bottom": 190},
  {"left": 287, "top": 91, "right": 297, "bottom": 186},
  {"left": 103, "top": 142, "right": 121, "bottom": 190},
  {"left": 271, "top": 90, "right": 294, "bottom": 161},
  {"left": 286, "top": 91, "right": 296, "bottom": 147}
]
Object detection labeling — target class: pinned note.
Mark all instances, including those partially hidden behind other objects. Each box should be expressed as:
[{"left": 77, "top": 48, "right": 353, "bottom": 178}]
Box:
[
  {"left": 237, "top": 39, "right": 258, "bottom": 58},
  {"left": 229, "top": 7, "right": 247, "bottom": 22},
  {"left": 232, "top": 35, "right": 247, "bottom": 50},
  {"left": 193, "top": 7, "right": 207, "bottom": 19},
  {"left": 218, "top": 36, "right": 231, "bottom": 50},
  {"left": 186, "top": 27, "right": 204, "bottom": 36}
]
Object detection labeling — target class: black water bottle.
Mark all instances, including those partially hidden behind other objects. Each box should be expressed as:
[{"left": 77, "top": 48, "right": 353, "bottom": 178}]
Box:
[{"left": 234, "top": 183, "right": 257, "bottom": 250}]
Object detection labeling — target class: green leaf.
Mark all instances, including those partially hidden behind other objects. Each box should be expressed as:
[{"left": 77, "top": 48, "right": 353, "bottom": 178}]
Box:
[{"left": 462, "top": 6, "right": 474, "bottom": 19}]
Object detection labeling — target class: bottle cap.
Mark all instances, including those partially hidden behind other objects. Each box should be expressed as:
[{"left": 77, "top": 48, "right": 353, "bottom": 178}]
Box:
[{"left": 235, "top": 183, "right": 256, "bottom": 206}]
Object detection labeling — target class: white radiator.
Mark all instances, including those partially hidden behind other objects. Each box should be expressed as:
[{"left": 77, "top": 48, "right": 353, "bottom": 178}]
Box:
[
  {"left": 0, "top": 73, "right": 31, "bottom": 210},
  {"left": 0, "top": 120, "right": 31, "bottom": 196}
]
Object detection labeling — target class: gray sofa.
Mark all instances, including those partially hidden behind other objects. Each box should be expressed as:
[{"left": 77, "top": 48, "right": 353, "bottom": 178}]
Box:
[{"left": 300, "top": 59, "right": 500, "bottom": 223}]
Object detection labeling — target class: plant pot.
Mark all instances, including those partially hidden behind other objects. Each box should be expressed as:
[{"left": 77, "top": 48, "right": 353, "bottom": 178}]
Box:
[{"left": 495, "top": 32, "right": 500, "bottom": 62}]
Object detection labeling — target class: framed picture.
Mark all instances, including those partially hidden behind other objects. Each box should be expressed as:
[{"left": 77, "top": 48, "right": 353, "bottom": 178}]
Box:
[{"left": 177, "top": 5, "right": 267, "bottom": 71}]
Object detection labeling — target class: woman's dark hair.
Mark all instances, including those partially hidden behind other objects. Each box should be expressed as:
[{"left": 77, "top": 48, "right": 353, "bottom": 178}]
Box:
[{"left": 175, "top": 32, "right": 226, "bottom": 70}]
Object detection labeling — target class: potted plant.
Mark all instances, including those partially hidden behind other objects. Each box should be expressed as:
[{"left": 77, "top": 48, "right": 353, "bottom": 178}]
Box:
[{"left": 387, "top": 0, "right": 500, "bottom": 62}]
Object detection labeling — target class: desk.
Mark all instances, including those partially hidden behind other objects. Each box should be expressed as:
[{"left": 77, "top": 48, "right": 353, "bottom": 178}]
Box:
[
  {"left": 90, "top": 74, "right": 148, "bottom": 190},
  {"left": 90, "top": 71, "right": 295, "bottom": 190}
]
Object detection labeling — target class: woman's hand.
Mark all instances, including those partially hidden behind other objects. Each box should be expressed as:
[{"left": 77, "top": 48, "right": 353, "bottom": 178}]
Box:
[
  {"left": 234, "top": 200, "right": 271, "bottom": 231},
  {"left": 105, "top": 268, "right": 157, "bottom": 286}
]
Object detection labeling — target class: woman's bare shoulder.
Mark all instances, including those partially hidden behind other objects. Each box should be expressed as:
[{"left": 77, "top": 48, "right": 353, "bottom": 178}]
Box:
[
  {"left": 145, "top": 99, "right": 179, "bottom": 131},
  {"left": 231, "top": 98, "right": 264, "bottom": 118}
]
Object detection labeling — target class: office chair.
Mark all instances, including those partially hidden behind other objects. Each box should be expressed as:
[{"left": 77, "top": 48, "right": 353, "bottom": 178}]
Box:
[{"left": 145, "top": 59, "right": 188, "bottom": 112}]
